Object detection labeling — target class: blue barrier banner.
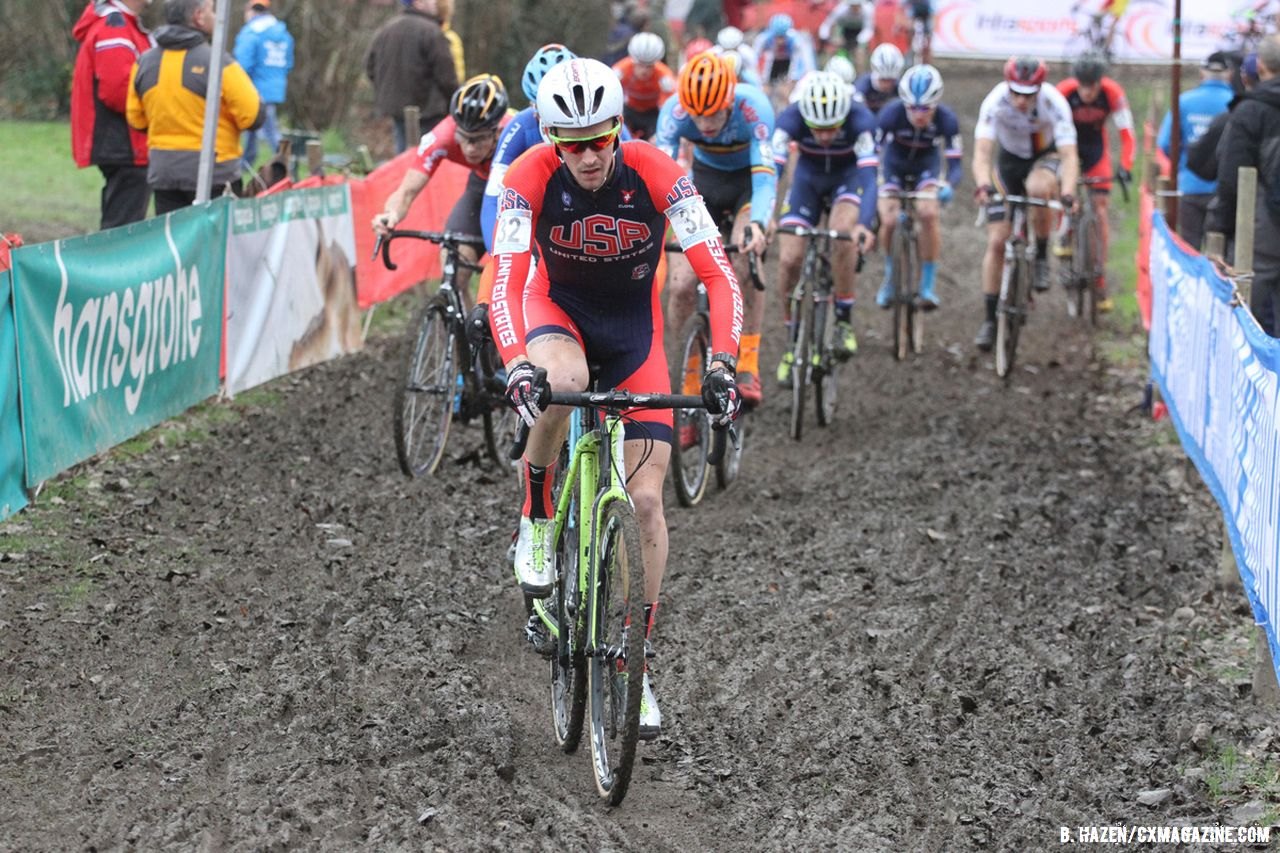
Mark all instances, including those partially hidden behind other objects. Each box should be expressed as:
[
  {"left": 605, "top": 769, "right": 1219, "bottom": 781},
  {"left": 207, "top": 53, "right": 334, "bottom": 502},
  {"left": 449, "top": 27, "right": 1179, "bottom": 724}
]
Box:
[
  {"left": 11, "top": 202, "right": 228, "bottom": 485},
  {"left": 1148, "top": 212, "right": 1280, "bottom": 676},
  {"left": 0, "top": 267, "right": 27, "bottom": 520}
]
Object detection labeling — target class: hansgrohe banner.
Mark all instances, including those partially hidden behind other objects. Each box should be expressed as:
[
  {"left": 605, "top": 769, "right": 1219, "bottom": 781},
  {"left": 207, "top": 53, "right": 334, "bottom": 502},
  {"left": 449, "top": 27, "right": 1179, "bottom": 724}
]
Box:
[
  {"left": 11, "top": 202, "right": 228, "bottom": 485},
  {"left": 1, "top": 267, "right": 26, "bottom": 520}
]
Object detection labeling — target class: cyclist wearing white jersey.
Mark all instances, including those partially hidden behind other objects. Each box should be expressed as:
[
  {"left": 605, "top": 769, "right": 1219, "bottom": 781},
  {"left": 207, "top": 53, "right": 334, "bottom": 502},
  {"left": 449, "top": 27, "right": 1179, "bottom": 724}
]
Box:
[{"left": 971, "top": 57, "right": 1079, "bottom": 351}]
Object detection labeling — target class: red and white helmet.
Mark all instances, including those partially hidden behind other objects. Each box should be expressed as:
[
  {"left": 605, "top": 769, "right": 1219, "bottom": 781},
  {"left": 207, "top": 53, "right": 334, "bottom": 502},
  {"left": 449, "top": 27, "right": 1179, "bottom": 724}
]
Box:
[{"left": 1004, "top": 56, "right": 1047, "bottom": 94}]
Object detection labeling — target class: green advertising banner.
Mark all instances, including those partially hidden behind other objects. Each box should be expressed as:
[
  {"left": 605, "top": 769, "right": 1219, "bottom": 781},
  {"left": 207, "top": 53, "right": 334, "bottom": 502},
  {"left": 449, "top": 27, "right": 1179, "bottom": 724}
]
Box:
[
  {"left": 11, "top": 202, "right": 228, "bottom": 485},
  {"left": 1, "top": 268, "right": 27, "bottom": 520}
]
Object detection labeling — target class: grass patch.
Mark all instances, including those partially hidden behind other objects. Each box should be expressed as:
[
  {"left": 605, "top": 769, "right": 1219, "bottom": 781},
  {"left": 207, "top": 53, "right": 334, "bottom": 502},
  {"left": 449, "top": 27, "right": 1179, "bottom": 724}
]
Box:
[
  {"left": 0, "top": 120, "right": 103, "bottom": 242},
  {"left": 1201, "top": 741, "right": 1280, "bottom": 824}
]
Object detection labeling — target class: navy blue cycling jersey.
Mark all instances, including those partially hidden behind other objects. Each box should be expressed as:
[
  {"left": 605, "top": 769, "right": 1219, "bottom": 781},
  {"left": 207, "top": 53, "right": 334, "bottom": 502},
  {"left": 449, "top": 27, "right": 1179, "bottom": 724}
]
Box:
[
  {"left": 854, "top": 73, "right": 898, "bottom": 116},
  {"left": 876, "top": 100, "right": 963, "bottom": 187},
  {"left": 771, "top": 101, "right": 879, "bottom": 228}
]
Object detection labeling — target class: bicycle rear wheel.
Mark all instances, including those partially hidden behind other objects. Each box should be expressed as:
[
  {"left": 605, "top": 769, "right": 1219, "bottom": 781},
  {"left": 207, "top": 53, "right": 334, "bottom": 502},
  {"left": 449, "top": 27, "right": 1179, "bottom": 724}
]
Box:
[
  {"left": 669, "top": 312, "right": 713, "bottom": 507},
  {"left": 550, "top": 515, "right": 587, "bottom": 752},
  {"left": 789, "top": 284, "right": 812, "bottom": 441},
  {"left": 393, "top": 296, "right": 457, "bottom": 477},
  {"left": 587, "top": 501, "right": 647, "bottom": 805},
  {"left": 813, "top": 296, "right": 838, "bottom": 427},
  {"left": 995, "top": 258, "right": 1027, "bottom": 379}
]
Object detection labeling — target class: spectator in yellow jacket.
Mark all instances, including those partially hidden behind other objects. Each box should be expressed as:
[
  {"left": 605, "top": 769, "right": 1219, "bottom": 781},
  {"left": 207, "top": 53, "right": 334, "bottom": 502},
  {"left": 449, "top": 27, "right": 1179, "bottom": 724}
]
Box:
[
  {"left": 438, "top": 0, "right": 466, "bottom": 82},
  {"left": 126, "top": 0, "right": 263, "bottom": 214}
]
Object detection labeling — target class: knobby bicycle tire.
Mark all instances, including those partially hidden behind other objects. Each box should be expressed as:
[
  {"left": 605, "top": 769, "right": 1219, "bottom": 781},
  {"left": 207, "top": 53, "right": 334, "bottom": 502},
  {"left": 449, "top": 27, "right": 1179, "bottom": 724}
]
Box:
[
  {"left": 995, "top": 256, "right": 1028, "bottom": 379},
  {"left": 790, "top": 283, "right": 812, "bottom": 441},
  {"left": 1081, "top": 210, "right": 1103, "bottom": 328},
  {"left": 813, "top": 293, "right": 838, "bottom": 427},
  {"left": 393, "top": 297, "right": 456, "bottom": 477},
  {"left": 587, "top": 501, "right": 647, "bottom": 805},
  {"left": 669, "top": 312, "right": 713, "bottom": 507},
  {"left": 891, "top": 224, "right": 916, "bottom": 362},
  {"left": 550, "top": 516, "right": 587, "bottom": 753},
  {"left": 714, "top": 411, "right": 746, "bottom": 489}
]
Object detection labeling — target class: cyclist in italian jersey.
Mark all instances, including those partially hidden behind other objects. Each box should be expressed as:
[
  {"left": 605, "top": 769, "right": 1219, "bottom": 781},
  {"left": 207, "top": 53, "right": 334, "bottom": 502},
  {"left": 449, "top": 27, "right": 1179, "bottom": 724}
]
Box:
[
  {"left": 1056, "top": 52, "right": 1135, "bottom": 312},
  {"left": 770, "top": 70, "right": 878, "bottom": 384},
  {"left": 654, "top": 51, "right": 777, "bottom": 405},
  {"left": 752, "top": 13, "right": 818, "bottom": 105},
  {"left": 373, "top": 74, "right": 511, "bottom": 305},
  {"left": 855, "top": 43, "right": 905, "bottom": 115},
  {"left": 489, "top": 58, "right": 743, "bottom": 738},
  {"left": 971, "top": 56, "right": 1080, "bottom": 351},
  {"left": 614, "top": 32, "right": 677, "bottom": 139},
  {"left": 875, "top": 63, "right": 962, "bottom": 310}
]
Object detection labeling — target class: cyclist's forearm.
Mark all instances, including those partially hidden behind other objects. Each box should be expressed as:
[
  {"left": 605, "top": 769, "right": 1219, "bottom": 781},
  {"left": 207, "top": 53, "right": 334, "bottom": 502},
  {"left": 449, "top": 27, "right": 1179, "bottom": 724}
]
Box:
[
  {"left": 382, "top": 170, "right": 429, "bottom": 222},
  {"left": 945, "top": 153, "right": 964, "bottom": 189},
  {"left": 856, "top": 164, "right": 878, "bottom": 228},
  {"left": 1058, "top": 146, "right": 1081, "bottom": 196},
  {"left": 972, "top": 139, "right": 995, "bottom": 189}
]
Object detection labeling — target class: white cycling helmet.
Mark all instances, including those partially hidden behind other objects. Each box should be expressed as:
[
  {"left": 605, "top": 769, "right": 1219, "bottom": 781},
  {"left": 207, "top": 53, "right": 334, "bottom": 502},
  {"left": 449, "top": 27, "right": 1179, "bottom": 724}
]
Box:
[
  {"left": 825, "top": 54, "right": 856, "bottom": 86},
  {"left": 537, "top": 58, "right": 625, "bottom": 129},
  {"left": 628, "top": 32, "right": 666, "bottom": 64},
  {"left": 869, "top": 43, "right": 905, "bottom": 83},
  {"left": 797, "top": 71, "right": 851, "bottom": 127},
  {"left": 716, "top": 25, "right": 744, "bottom": 51},
  {"left": 898, "top": 63, "right": 944, "bottom": 107}
]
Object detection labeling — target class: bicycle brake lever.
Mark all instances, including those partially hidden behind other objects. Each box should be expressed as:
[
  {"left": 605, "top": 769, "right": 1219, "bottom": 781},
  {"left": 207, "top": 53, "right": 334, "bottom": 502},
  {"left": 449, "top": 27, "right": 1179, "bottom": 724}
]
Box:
[{"left": 372, "top": 234, "right": 385, "bottom": 263}]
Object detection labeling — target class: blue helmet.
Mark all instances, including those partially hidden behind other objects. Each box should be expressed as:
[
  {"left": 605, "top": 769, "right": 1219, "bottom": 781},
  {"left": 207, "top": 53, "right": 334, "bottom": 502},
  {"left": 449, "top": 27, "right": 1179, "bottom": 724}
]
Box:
[
  {"left": 522, "top": 43, "right": 577, "bottom": 101},
  {"left": 768, "top": 13, "right": 793, "bottom": 36},
  {"left": 898, "top": 64, "right": 944, "bottom": 108}
]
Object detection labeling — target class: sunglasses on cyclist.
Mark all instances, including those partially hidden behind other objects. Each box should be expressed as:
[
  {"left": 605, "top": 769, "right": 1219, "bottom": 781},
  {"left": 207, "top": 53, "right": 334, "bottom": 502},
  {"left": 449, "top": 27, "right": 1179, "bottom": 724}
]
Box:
[
  {"left": 906, "top": 105, "right": 934, "bottom": 114},
  {"left": 803, "top": 122, "right": 841, "bottom": 132},
  {"left": 546, "top": 122, "right": 621, "bottom": 154},
  {"left": 455, "top": 129, "right": 496, "bottom": 146}
]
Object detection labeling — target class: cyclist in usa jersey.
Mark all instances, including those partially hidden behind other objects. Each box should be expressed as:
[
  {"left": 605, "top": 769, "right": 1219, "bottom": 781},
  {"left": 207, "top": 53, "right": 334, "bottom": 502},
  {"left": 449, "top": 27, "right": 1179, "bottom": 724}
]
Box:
[
  {"left": 771, "top": 71, "right": 878, "bottom": 384},
  {"left": 373, "top": 74, "right": 511, "bottom": 306},
  {"left": 490, "top": 58, "right": 742, "bottom": 738},
  {"left": 875, "top": 64, "right": 962, "bottom": 310},
  {"left": 971, "top": 56, "right": 1079, "bottom": 351},
  {"left": 1056, "top": 52, "right": 1135, "bottom": 311},
  {"left": 653, "top": 51, "right": 776, "bottom": 405}
]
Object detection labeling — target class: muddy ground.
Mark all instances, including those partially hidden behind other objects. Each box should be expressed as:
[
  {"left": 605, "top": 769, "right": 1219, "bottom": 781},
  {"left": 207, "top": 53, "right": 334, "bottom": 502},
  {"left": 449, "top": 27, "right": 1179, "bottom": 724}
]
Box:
[{"left": 2, "top": 65, "right": 1276, "bottom": 851}]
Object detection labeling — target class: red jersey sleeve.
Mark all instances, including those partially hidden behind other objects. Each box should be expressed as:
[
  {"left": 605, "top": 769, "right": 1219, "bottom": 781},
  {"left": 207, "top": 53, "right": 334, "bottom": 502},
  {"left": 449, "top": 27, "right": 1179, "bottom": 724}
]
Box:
[
  {"left": 1102, "top": 78, "right": 1137, "bottom": 170},
  {"left": 410, "top": 115, "right": 458, "bottom": 179},
  {"left": 488, "top": 145, "right": 557, "bottom": 365},
  {"left": 626, "top": 143, "right": 743, "bottom": 362}
]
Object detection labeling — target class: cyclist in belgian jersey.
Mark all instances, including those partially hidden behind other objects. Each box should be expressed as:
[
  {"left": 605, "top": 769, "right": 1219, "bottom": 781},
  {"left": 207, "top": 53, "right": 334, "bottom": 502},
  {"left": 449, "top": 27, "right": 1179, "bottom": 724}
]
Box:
[
  {"left": 855, "top": 44, "right": 906, "bottom": 116},
  {"left": 771, "top": 71, "right": 878, "bottom": 384},
  {"left": 654, "top": 51, "right": 777, "bottom": 405},
  {"left": 752, "top": 13, "right": 818, "bottom": 105},
  {"left": 490, "top": 58, "right": 743, "bottom": 738},
  {"left": 875, "top": 64, "right": 963, "bottom": 310},
  {"left": 614, "top": 32, "right": 677, "bottom": 140},
  {"left": 972, "top": 57, "right": 1080, "bottom": 351},
  {"left": 373, "top": 74, "right": 511, "bottom": 304},
  {"left": 1056, "top": 51, "right": 1135, "bottom": 312}
]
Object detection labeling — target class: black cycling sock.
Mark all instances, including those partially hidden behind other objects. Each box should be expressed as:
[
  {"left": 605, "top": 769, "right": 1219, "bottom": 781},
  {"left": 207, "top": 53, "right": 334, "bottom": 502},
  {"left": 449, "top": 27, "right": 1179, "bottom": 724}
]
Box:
[
  {"left": 985, "top": 294, "right": 998, "bottom": 322},
  {"left": 1035, "top": 237, "right": 1048, "bottom": 260},
  {"left": 522, "top": 461, "right": 556, "bottom": 519}
]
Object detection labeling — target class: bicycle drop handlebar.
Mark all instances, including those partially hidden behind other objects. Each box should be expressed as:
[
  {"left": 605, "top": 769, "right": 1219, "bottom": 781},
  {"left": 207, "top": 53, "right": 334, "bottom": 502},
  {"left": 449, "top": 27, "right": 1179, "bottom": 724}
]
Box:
[
  {"left": 774, "top": 223, "right": 868, "bottom": 273},
  {"left": 372, "top": 229, "right": 487, "bottom": 271},
  {"left": 663, "top": 241, "right": 765, "bottom": 291}
]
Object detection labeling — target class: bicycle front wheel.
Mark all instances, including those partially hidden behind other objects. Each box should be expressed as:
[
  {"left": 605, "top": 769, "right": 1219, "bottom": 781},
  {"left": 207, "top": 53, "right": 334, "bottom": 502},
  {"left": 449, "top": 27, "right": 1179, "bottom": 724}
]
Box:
[
  {"left": 669, "top": 312, "right": 713, "bottom": 507},
  {"left": 393, "top": 297, "right": 457, "bottom": 476},
  {"left": 790, "top": 285, "right": 812, "bottom": 441},
  {"left": 714, "top": 412, "right": 746, "bottom": 489},
  {"left": 995, "top": 258, "right": 1027, "bottom": 379},
  {"left": 1080, "top": 210, "right": 1103, "bottom": 327},
  {"left": 550, "top": 516, "right": 587, "bottom": 752},
  {"left": 587, "top": 501, "right": 647, "bottom": 805},
  {"left": 890, "top": 226, "right": 915, "bottom": 362},
  {"left": 813, "top": 296, "right": 838, "bottom": 427}
]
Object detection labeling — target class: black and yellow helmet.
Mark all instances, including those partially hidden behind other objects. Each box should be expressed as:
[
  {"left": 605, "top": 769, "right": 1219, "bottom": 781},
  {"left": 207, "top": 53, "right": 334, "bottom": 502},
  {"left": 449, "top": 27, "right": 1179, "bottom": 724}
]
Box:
[{"left": 450, "top": 74, "right": 509, "bottom": 132}]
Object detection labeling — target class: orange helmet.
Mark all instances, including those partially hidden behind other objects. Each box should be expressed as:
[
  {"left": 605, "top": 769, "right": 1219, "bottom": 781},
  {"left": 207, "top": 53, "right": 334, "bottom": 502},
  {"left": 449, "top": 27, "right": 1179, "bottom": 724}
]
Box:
[{"left": 678, "top": 51, "right": 735, "bottom": 116}]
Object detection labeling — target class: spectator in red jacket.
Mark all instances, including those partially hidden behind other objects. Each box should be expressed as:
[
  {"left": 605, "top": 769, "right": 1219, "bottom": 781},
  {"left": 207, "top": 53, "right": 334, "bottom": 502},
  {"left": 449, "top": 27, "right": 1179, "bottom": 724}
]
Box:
[{"left": 71, "top": 1, "right": 156, "bottom": 230}]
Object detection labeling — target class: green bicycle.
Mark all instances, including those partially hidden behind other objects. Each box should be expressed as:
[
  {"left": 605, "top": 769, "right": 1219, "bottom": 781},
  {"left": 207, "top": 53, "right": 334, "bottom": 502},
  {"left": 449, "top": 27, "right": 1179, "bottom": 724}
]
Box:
[{"left": 511, "top": 375, "right": 725, "bottom": 805}]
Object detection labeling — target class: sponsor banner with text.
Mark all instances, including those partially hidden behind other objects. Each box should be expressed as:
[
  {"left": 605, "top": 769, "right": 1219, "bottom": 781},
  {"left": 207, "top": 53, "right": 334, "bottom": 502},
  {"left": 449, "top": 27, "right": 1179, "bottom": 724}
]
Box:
[
  {"left": 0, "top": 267, "right": 26, "bottom": 520},
  {"left": 933, "top": 0, "right": 1256, "bottom": 63},
  {"left": 224, "top": 185, "right": 361, "bottom": 396},
  {"left": 1148, "top": 212, "right": 1280, "bottom": 678},
  {"left": 11, "top": 203, "right": 227, "bottom": 485}
]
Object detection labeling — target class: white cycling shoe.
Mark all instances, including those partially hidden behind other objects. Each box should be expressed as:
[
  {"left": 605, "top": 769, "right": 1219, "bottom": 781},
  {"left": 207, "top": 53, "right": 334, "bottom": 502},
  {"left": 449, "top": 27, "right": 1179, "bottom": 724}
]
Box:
[
  {"left": 513, "top": 516, "right": 554, "bottom": 597},
  {"left": 638, "top": 672, "right": 661, "bottom": 741}
]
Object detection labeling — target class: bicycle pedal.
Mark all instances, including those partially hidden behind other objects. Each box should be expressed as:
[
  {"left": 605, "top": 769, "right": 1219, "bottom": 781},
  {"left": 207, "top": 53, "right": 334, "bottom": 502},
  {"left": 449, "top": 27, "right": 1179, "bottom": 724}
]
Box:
[{"left": 524, "top": 614, "right": 555, "bottom": 658}]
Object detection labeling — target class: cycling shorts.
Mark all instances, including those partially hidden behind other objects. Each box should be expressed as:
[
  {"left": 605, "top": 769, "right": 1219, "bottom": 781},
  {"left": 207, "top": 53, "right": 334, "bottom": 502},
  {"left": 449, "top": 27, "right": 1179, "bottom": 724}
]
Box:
[
  {"left": 444, "top": 171, "right": 486, "bottom": 236},
  {"left": 779, "top": 159, "right": 863, "bottom": 227},
  {"left": 623, "top": 105, "right": 661, "bottom": 141},
  {"left": 768, "top": 56, "right": 792, "bottom": 84},
  {"left": 880, "top": 150, "right": 942, "bottom": 195},
  {"left": 523, "top": 264, "right": 673, "bottom": 442},
  {"left": 1083, "top": 150, "right": 1113, "bottom": 194},
  {"left": 692, "top": 160, "right": 753, "bottom": 232},
  {"left": 986, "top": 147, "right": 1061, "bottom": 222}
]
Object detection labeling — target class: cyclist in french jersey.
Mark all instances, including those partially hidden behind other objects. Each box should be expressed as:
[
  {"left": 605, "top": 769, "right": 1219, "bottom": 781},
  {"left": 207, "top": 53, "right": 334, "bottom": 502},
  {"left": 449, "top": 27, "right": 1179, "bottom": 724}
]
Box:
[
  {"left": 654, "top": 51, "right": 777, "bottom": 405},
  {"left": 1056, "top": 52, "right": 1135, "bottom": 311},
  {"left": 770, "top": 71, "right": 878, "bottom": 385},
  {"left": 490, "top": 58, "right": 743, "bottom": 739},
  {"left": 373, "top": 74, "right": 511, "bottom": 307},
  {"left": 752, "top": 13, "right": 818, "bottom": 104},
  {"left": 855, "top": 43, "right": 905, "bottom": 115},
  {"left": 875, "top": 64, "right": 962, "bottom": 310},
  {"left": 614, "top": 32, "right": 677, "bottom": 139},
  {"left": 971, "top": 57, "right": 1080, "bottom": 351}
]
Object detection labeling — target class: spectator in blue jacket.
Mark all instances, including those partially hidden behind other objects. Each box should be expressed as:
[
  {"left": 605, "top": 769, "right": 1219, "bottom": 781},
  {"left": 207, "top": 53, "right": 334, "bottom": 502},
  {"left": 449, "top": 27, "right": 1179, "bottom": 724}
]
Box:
[
  {"left": 1158, "top": 51, "right": 1235, "bottom": 250},
  {"left": 235, "top": 0, "right": 294, "bottom": 169}
]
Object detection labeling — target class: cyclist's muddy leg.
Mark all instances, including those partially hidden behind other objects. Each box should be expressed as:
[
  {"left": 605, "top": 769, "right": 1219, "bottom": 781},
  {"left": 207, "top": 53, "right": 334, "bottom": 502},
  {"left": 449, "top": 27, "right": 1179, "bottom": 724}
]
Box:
[
  {"left": 777, "top": 231, "right": 805, "bottom": 321},
  {"left": 877, "top": 195, "right": 900, "bottom": 252},
  {"left": 457, "top": 244, "right": 481, "bottom": 311},
  {"left": 1093, "top": 191, "right": 1111, "bottom": 286},
  {"left": 916, "top": 196, "right": 941, "bottom": 262},
  {"left": 1026, "top": 168, "right": 1059, "bottom": 242},
  {"left": 624, "top": 438, "right": 670, "bottom": 605},
  {"left": 523, "top": 336, "right": 587, "bottom": 469},
  {"left": 829, "top": 201, "right": 860, "bottom": 301},
  {"left": 983, "top": 219, "right": 1012, "bottom": 296},
  {"left": 730, "top": 207, "right": 767, "bottom": 376},
  {"left": 665, "top": 252, "right": 699, "bottom": 343}
]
